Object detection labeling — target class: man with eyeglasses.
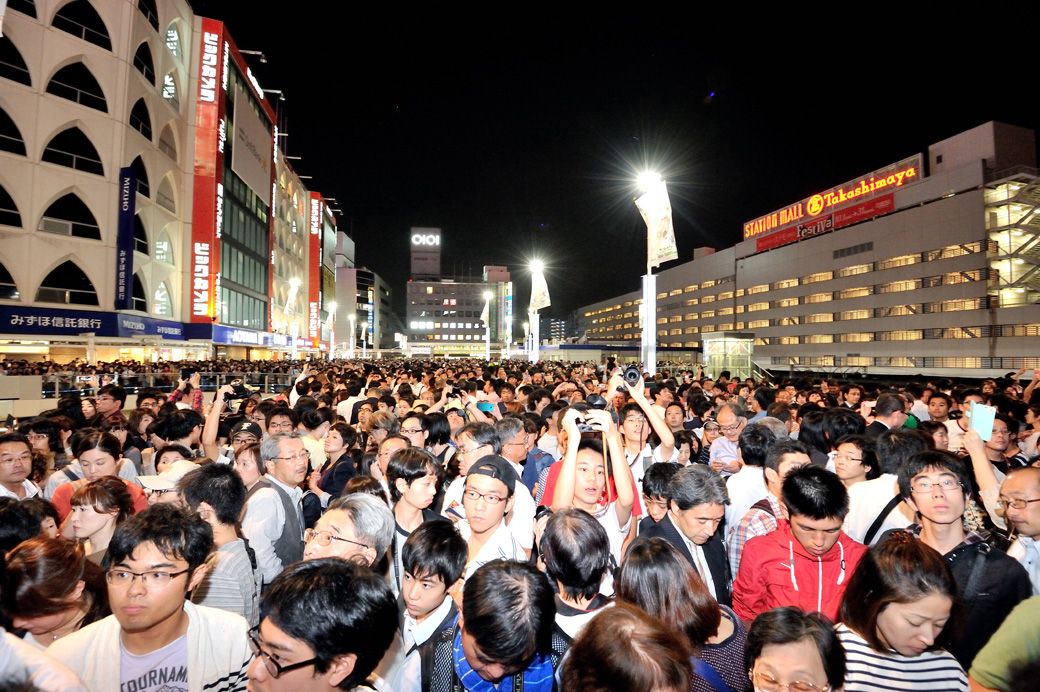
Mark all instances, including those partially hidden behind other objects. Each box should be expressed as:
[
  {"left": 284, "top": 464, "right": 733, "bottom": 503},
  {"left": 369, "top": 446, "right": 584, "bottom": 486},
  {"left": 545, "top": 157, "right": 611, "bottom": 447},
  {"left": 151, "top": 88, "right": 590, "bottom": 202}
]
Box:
[
  {"left": 0, "top": 432, "right": 39, "bottom": 500},
  {"left": 893, "top": 449, "right": 1031, "bottom": 668},
  {"left": 302, "top": 493, "right": 395, "bottom": 568},
  {"left": 459, "top": 455, "right": 523, "bottom": 579},
  {"left": 241, "top": 434, "right": 308, "bottom": 586},
  {"left": 92, "top": 383, "right": 127, "bottom": 424},
  {"left": 50, "top": 504, "right": 251, "bottom": 691},
  {"left": 710, "top": 402, "right": 747, "bottom": 478},
  {"left": 247, "top": 558, "right": 397, "bottom": 691}
]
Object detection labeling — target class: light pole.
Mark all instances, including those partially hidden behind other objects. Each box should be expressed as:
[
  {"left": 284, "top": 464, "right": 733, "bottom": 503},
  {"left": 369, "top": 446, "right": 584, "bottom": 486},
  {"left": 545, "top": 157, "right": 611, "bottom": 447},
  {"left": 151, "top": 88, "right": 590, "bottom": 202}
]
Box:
[
  {"left": 347, "top": 313, "right": 356, "bottom": 359},
  {"left": 522, "top": 321, "right": 530, "bottom": 358},
  {"left": 325, "top": 301, "right": 336, "bottom": 360},
  {"left": 482, "top": 290, "right": 493, "bottom": 361},
  {"left": 529, "top": 259, "right": 549, "bottom": 364},
  {"left": 634, "top": 170, "right": 677, "bottom": 378}
]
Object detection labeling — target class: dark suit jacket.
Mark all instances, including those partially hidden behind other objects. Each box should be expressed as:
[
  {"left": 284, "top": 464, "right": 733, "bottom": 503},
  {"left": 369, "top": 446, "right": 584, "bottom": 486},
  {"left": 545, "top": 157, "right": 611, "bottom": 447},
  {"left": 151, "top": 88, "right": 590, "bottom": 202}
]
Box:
[
  {"left": 864, "top": 420, "right": 889, "bottom": 441},
  {"left": 641, "top": 514, "right": 731, "bottom": 606}
]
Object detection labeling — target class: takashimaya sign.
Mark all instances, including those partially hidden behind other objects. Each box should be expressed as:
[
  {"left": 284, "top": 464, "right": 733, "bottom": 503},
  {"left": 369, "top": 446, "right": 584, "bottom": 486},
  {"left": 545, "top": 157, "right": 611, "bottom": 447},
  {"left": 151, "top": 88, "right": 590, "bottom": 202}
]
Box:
[{"left": 743, "top": 155, "right": 923, "bottom": 241}]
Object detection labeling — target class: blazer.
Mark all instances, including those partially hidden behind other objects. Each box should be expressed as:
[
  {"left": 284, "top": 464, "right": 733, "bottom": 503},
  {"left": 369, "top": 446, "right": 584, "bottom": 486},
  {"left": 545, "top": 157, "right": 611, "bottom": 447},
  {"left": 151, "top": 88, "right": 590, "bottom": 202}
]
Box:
[{"left": 641, "top": 513, "right": 732, "bottom": 606}]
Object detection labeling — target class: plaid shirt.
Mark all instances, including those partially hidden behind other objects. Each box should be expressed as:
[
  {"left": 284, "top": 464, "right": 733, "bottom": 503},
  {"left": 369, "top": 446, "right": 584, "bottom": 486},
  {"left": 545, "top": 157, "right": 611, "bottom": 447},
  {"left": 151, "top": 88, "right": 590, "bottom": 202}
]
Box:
[{"left": 729, "top": 493, "right": 782, "bottom": 577}]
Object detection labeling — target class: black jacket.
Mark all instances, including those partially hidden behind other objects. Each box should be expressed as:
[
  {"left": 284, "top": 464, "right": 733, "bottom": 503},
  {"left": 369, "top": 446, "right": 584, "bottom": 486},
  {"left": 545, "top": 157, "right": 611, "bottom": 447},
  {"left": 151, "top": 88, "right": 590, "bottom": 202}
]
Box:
[{"left": 640, "top": 513, "right": 732, "bottom": 606}]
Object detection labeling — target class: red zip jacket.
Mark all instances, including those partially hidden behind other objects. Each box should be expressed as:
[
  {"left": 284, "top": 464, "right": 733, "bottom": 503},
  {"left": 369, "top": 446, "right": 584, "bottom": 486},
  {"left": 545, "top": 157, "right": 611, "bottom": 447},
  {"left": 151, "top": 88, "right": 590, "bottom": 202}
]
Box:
[{"left": 732, "top": 519, "right": 866, "bottom": 623}]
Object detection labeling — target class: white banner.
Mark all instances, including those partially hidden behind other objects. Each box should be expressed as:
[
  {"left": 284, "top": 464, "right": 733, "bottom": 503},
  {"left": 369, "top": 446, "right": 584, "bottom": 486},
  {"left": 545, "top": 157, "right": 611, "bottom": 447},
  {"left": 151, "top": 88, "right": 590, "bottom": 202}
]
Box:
[
  {"left": 480, "top": 298, "right": 489, "bottom": 324},
  {"left": 231, "top": 86, "right": 273, "bottom": 207},
  {"left": 636, "top": 181, "right": 678, "bottom": 269},
  {"left": 530, "top": 270, "right": 551, "bottom": 311}
]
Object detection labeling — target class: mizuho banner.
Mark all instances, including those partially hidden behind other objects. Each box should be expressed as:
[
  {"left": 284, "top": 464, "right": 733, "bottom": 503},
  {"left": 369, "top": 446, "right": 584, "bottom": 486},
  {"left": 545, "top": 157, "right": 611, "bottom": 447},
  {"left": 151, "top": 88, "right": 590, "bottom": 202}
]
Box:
[
  {"left": 231, "top": 86, "right": 273, "bottom": 207},
  {"left": 114, "top": 167, "right": 136, "bottom": 310}
]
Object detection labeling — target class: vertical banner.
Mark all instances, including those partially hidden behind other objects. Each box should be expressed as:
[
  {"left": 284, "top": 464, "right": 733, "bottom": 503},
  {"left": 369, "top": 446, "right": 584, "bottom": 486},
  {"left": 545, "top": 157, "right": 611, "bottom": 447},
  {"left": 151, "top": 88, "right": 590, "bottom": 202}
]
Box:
[
  {"left": 189, "top": 18, "right": 226, "bottom": 323},
  {"left": 308, "top": 193, "right": 322, "bottom": 348},
  {"left": 115, "top": 167, "right": 136, "bottom": 310},
  {"left": 636, "top": 180, "right": 678, "bottom": 269}
]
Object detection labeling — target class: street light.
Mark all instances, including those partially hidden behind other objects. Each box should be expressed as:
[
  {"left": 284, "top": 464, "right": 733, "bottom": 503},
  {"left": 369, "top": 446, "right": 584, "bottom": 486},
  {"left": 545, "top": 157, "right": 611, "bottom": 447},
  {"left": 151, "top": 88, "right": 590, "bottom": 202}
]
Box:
[
  {"left": 325, "top": 301, "right": 337, "bottom": 360},
  {"left": 482, "top": 290, "right": 493, "bottom": 361},
  {"left": 528, "top": 260, "right": 550, "bottom": 364},
  {"left": 633, "top": 170, "right": 677, "bottom": 378}
]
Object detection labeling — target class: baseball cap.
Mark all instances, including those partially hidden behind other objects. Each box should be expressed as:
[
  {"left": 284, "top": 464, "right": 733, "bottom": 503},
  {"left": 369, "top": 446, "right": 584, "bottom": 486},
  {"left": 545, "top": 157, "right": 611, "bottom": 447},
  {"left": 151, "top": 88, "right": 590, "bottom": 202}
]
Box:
[
  {"left": 229, "top": 420, "right": 262, "bottom": 440},
  {"left": 466, "top": 454, "right": 517, "bottom": 496},
  {"left": 138, "top": 459, "right": 200, "bottom": 491}
]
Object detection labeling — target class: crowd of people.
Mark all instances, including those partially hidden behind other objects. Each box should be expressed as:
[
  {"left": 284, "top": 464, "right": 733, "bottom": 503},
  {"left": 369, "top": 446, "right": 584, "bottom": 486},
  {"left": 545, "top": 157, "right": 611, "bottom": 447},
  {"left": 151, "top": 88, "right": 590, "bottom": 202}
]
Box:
[{"left": 1, "top": 357, "right": 1040, "bottom": 691}]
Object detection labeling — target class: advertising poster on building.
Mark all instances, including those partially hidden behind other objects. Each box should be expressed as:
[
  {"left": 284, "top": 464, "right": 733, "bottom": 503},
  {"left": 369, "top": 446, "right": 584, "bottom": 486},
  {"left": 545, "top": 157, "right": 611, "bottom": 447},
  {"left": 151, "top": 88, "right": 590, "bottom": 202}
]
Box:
[
  {"left": 231, "top": 86, "right": 273, "bottom": 207},
  {"left": 115, "top": 167, "right": 136, "bottom": 310}
]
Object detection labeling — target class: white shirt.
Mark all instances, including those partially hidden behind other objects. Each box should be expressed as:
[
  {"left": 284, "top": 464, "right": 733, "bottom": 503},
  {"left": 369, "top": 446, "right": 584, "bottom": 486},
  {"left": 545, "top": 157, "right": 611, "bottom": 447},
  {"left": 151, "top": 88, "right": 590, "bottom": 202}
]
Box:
[
  {"left": 910, "top": 399, "right": 930, "bottom": 422},
  {"left": 440, "top": 475, "right": 536, "bottom": 551},
  {"left": 724, "top": 466, "right": 767, "bottom": 543},
  {"left": 677, "top": 526, "right": 717, "bottom": 599},
  {"left": 944, "top": 418, "right": 968, "bottom": 453},
  {"left": 626, "top": 442, "right": 678, "bottom": 495},
  {"left": 1008, "top": 536, "right": 1040, "bottom": 596},
  {"left": 43, "top": 460, "right": 139, "bottom": 500},
  {"left": 591, "top": 501, "right": 632, "bottom": 565},
  {"left": 458, "top": 520, "right": 524, "bottom": 579},
  {"left": 240, "top": 476, "right": 303, "bottom": 585},
  {"left": 389, "top": 596, "right": 455, "bottom": 692},
  {"left": 0, "top": 479, "right": 40, "bottom": 500},
  {"left": 843, "top": 474, "right": 911, "bottom": 544},
  {"left": 336, "top": 395, "right": 364, "bottom": 422}
]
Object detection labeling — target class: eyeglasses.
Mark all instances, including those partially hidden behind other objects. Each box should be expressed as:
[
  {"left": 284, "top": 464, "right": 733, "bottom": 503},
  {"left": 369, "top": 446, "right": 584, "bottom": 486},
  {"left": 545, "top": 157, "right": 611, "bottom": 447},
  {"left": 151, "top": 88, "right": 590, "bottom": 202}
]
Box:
[
  {"left": 719, "top": 420, "right": 744, "bottom": 432},
  {"left": 457, "top": 445, "right": 486, "bottom": 457},
  {"left": 623, "top": 416, "right": 646, "bottom": 425},
  {"left": 833, "top": 452, "right": 863, "bottom": 463},
  {"left": 303, "top": 528, "right": 370, "bottom": 551},
  {"left": 401, "top": 427, "right": 425, "bottom": 434},
  {"left": 26, "top": 433, "right": 49, "bottom": 441},
  {"left": 703, "top": 425, "right": 720, "bottom": 433},
  {"left": 106, "top": 568, "right": 190, "bottom": 588},
  {"left": 910, "top": 478, "right": 962, "bottom": 494},
  {"left": 248, "top": 627, "right": 319, "bottom": 679},
  {"left": 144, "top": 487, "right": 178, "bottom": 497},
  {"left": 274, "top": 451, "right": 310, "bottom": 462},
  {"left": 750, "top": 669, "right": 828, "bottom": 692},
  {"left": 997, "top": 497, "right": 1040, "bottom": 511},
  {"left": 464, "top": 488, "right": 506, "bottom": 505}
]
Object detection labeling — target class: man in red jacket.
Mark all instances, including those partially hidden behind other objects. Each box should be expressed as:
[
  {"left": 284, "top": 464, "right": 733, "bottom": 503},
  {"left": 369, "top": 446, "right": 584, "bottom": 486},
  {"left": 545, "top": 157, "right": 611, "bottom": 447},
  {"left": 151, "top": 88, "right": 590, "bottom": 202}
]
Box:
[{"left": 733, "top": 465, "right": 866, "bottom": 623}]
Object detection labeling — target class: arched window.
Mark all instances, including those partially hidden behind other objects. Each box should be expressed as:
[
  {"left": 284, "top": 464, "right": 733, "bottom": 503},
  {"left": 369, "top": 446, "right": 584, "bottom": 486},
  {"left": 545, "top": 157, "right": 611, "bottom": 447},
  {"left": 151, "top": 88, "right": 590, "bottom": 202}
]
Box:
[
  {"left": 155, "top": 228, "right": 173, "bottom": 263},
  {"left": 129, "top": 156, "right": 149, "bottom": 197},
  {"left": 161, "top": 73, "right": 179, "bottom": 108},
  {"left": 0, "top": 185, "right": 21, "bottom": 228},
  {"left": 52, "top": 1, "right": 111, "bottom": 51},
  {"left": 132, "top": 42, "right": 155, "bottom": 85},
  {"left": 136, "top": 0, "right": 159, "bottom": 31},
  {"left": 46, "top": 63, "right": 107, "bottom": 112},
  {"left": 0, "top": 262, "right": 18, "bottom": 300},
  {"left": 129, "top": 98, "right": 152, "bottom": 140},
  {"left": 36, "top": 261, "right": 98, "bottom": 305},
  {"left": 156, "top": 176, "right": 175, "bottom": 212},
  {"left": 164, "top": 24, "right": 181, "bottom": 59},
  {"left": 0, "top": 37, "right": 32, "bottom": 86},
  {"left": 42, "top": 127, "right": 104, "bottom": 175},
  {"left": 7, "top": 1, "right": 37, "bottom": 19},
  {"left": 131, "top": 274, "right": 147, "bottom": 311},
  {"left": 39, "top": 193, "right": 100, "bottom": 239},
  {"left": 158, "top": 124, "right": 177, "bottom": 160},
  {"left": 153, "top": 281, "right": 172, "bottom": 316},
  {"left": 0, "top": 108, "right": 27, "bottom": 156},
  {"left": 133, "top": 214, "right": 148, "bottom": 254}
]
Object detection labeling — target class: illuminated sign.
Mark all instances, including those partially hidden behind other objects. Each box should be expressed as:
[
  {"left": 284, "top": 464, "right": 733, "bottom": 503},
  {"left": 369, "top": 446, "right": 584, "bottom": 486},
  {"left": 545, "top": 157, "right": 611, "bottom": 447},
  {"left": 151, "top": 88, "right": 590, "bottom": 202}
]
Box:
[
  {"left": 310, "top": 198, "right": 321, "bottom": 235},
  {"left": 246, "top": 67, "right": 264, "bottom": 99},
  {"left": 191, "top": 242, "right": 211, "bottom": 317},
  {"left": 411, "top": 232, "right": 440, "bottom": 246},
  {"left": 743, "top": 155, "right": 922, "bottom": 241},
  {"left": 754, "top": 193, "right": 896, "bottom": 254},
  {"left": 198, "top": 32, "right": 220, "bottom": 102}
]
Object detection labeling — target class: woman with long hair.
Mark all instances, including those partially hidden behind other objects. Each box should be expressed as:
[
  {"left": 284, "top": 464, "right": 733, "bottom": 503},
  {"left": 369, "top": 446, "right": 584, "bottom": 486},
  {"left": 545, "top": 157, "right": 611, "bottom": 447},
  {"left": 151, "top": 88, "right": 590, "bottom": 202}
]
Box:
[
  {"left": 307, "top": 422, "right": 359, "bottom": 506},
  {"left": 49, "top": 431, "right": 148, "bottom": 521},
  {"left": 617, "top": 536, "right": 747, "bottom": 692},
  {"left": 3, "top": 536, "right": 110, "bottom": 649},
  {"left": 65, "top": 476, "right": 133, "bottom": 563},
  {"left": 837, "top": 532, "right": 967, "bottom": 690}
]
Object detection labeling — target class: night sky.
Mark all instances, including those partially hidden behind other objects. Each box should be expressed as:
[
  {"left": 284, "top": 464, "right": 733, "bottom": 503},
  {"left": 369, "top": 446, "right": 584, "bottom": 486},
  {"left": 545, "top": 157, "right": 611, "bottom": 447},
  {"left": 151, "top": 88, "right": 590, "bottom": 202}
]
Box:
[{"left": 187, "top": 9, "right": 1040, "bottom": 318}]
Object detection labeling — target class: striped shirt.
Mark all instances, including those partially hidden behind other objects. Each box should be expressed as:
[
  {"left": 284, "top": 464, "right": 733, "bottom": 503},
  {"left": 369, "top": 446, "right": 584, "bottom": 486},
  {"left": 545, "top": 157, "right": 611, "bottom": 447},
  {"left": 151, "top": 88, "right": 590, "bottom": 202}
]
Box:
[{"left": 836, "top": 624, "right": 968, "bottom": 691}]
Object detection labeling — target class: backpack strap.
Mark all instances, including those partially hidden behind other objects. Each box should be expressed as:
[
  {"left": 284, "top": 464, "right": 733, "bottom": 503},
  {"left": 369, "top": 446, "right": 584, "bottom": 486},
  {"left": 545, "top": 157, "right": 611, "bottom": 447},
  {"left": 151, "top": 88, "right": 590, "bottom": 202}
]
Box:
[
  {"left": 749, "top": 497, "right": 775, "bottom": 517},
  {"left": 962, "top": 542, "right": 992, "bottom": 604},
  {"left": 864, "top": 494, "right": 903, "bottom": 545},
  {"left": 691, "top": 657, "right": 734, "bottom": 692},
  {"left": 63, "top": 467, "right": 81, "bottom": 482}
]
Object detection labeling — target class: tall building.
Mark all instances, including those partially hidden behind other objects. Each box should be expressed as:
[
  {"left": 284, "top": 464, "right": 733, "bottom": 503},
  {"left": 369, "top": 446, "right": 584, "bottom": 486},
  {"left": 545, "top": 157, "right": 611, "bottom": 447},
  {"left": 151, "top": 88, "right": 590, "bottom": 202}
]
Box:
[
  {"left": 578, "top": 122, "right": 1040, "bottom": 378},
  {"left": 0, "top": 2, "right": 337, "bottom": 362}
]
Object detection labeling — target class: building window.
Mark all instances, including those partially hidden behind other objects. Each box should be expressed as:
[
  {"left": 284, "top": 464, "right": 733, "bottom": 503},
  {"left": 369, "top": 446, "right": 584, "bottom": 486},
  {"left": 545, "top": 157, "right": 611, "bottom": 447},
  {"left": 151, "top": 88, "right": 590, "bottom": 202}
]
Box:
[
  {"left": 39, "top": 193, "right": 101, "bottom": 239},
  {"left": 877, "top": 253, "right": 920, "bottom": 271},
  {"left": 42, "top": 127, "right": 104, "bottom": 175},
  {"left": 838, "top": 286, "right": 871, "bottom": 299},
  {"left": 0, "top": 36, "right": 32, "bottom": 86},
  {"left": 805, "top": 292, "right": 832, "bottom": 303},
  {"left": 158, "top": 124, "right": 177, "bottom": 160},
  {"left": 129, "top": 98, "right": 152, "bottom": 140},
  {"left": 774, "top": 278, "right": 799, "bottom": 290},
  {"left": 36, "top": 260, "right": 98, "bottom": 305},
  {"left": 805, "top": 313, "right": 834, "bottom": 323},
  {"left": 802, "top": 271, "right": 833, "bottom": 284},
  {"left": 133, "top": 215, "right": 148, "bottom": 254},
  {"left": 155, "top": 229, "right": 173, "bottom": 263},
  {"left": 838, "top": 262, "right": 872, "bottom": 277},
  {"left": 132, "top": 42, "right": 155, "bottom": 85},
  {"left": 129, "top": 156, "right": 150, "bottom": 197},
  {"left": 156, "top": 176, "right": 176, "bottom": 212},
  {"left": 0, "top": 262, "right": 18, "bottom": 300},
  {"left": 52, "top": 1, "right": 112, "bottom": 51},
  {"left": 165, "top": 24, "right": 181, "bottom": 58},
  {"left": 137, "top": 0, "right": 159, "bottom": 31},
  {"left": 131, "top": 274, "right": 147, "bottom": 312},
  {"left": 0, "top": 184, "right": 21, "bottom": 228},
  {"left": 840, "top": 310, "right": 870, "bottom": 320},
  {"left": 46, "top": 63, "right": 107, "bottom": 112},
  {"left": 161, "top": 73, "right": 179, "bottom": 107}
]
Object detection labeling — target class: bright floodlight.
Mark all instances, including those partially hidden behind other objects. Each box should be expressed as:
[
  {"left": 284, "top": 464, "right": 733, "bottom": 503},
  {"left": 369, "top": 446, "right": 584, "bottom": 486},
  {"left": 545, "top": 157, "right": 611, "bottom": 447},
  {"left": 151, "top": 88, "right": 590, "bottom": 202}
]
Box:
[
  {"left": 530, "top": 259, "right": 545, "bottom": 273},
  {"left": 637, "top": 170, "right": 662, "bottom": 191},
  {"left": 482, "top": 290, "right": 493, "bottom": 300}
]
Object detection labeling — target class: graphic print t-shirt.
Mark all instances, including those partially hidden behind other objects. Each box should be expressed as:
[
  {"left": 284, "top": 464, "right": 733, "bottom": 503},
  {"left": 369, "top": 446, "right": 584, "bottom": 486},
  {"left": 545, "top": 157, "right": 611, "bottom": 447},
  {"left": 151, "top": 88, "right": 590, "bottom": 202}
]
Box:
[{"left": 120, "top": 634, "right": 188, "bottom": 692}]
